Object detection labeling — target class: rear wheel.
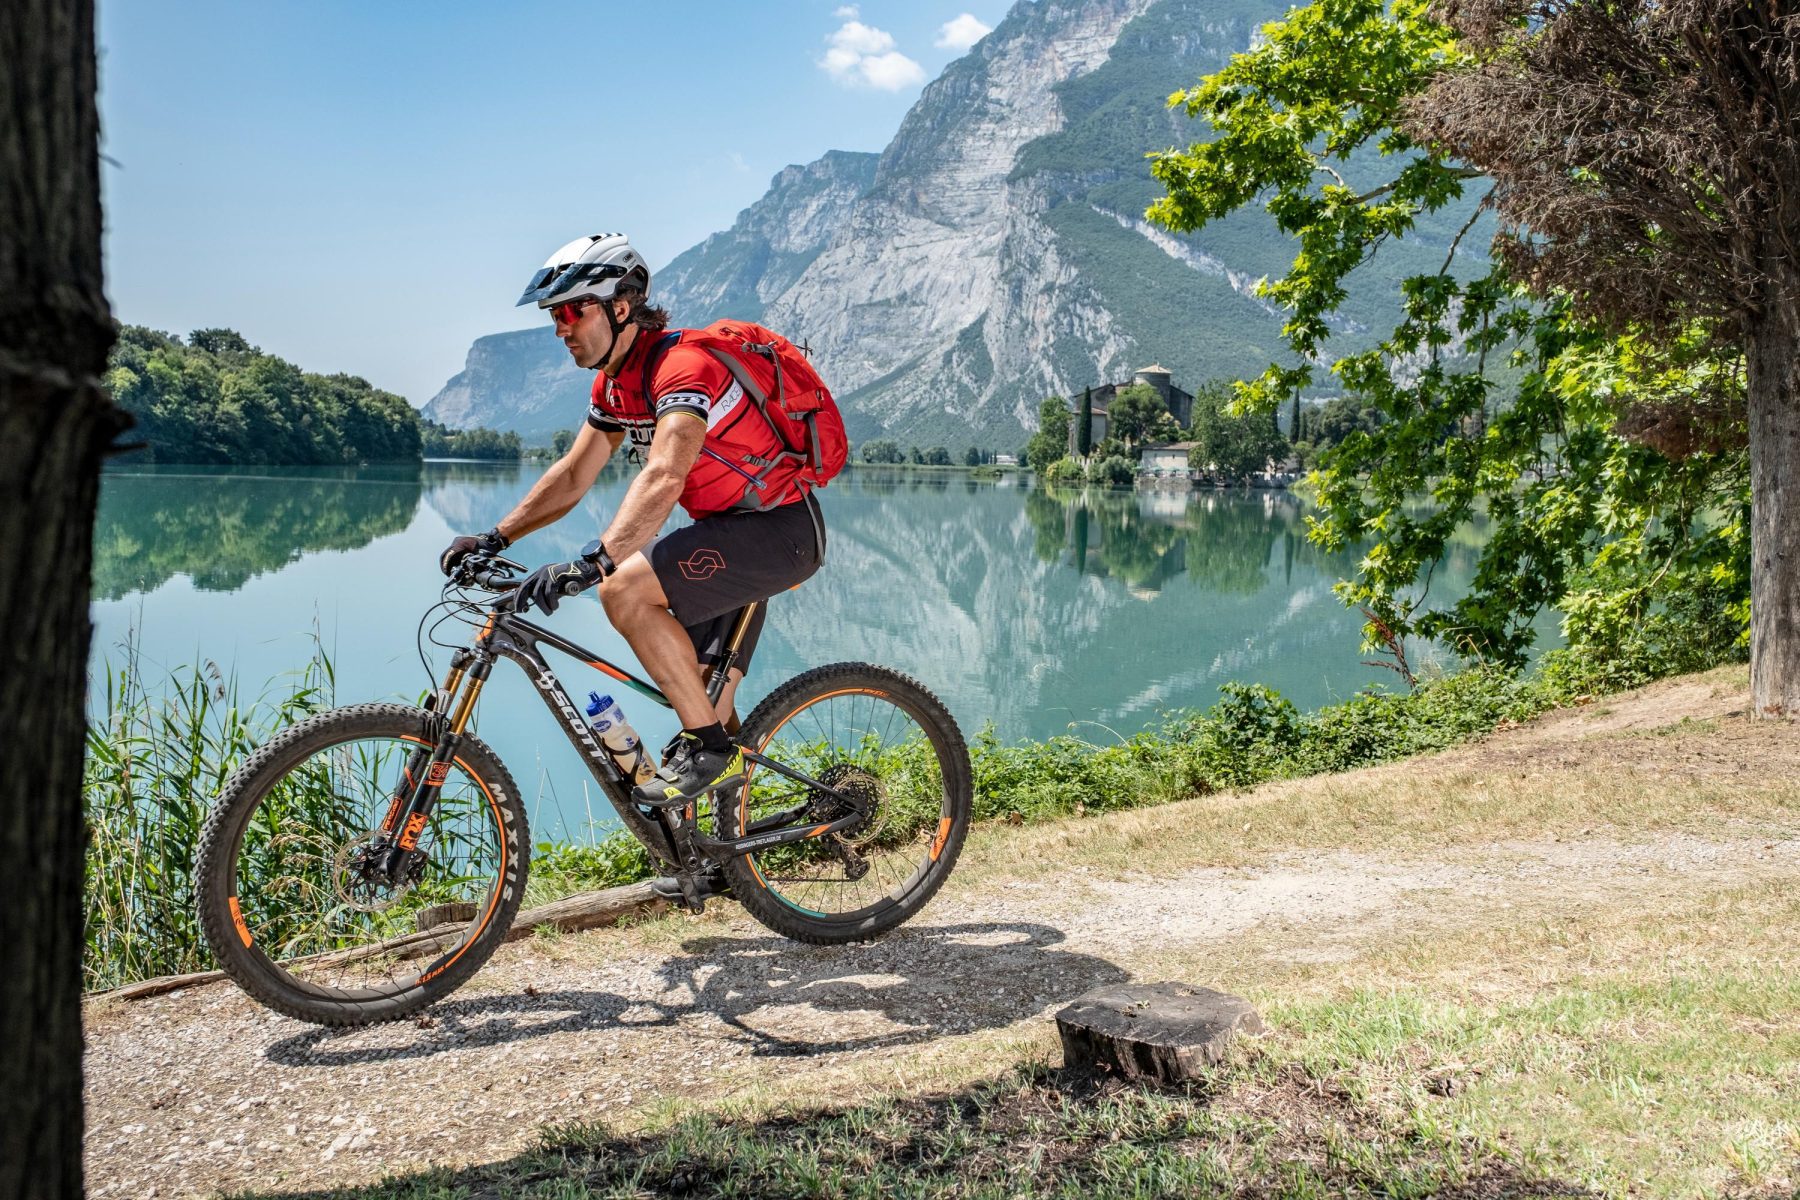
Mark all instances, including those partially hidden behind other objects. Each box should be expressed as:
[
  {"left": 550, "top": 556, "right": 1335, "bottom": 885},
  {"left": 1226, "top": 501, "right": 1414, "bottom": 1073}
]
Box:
[
  {"left": 718, "top": 663, "right": 971, "bottom": 944},
  {"left": 195, "top": 703, "right": 528, "bottom": 1026}
]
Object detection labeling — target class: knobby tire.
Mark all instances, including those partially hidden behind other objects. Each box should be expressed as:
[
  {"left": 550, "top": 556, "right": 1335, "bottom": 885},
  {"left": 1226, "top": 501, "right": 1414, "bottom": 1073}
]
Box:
[{"left": 195, "top": 703, "right": 528, "bottom": 1027}]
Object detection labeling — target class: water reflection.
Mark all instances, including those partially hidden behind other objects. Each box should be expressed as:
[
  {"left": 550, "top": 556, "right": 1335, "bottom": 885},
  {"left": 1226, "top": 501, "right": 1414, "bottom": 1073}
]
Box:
[
  {"left": 758, "top": 476, "right": 1479, "bottom": 741},
  {"left": 92, "top": 463, "right": 1497, "bottom": 757},
  {"left": 91, "top": 464, "right": 423, "bottom": 600},
  {"left": 1024, "top": 487, "right": 1346, "bottom": 598}
]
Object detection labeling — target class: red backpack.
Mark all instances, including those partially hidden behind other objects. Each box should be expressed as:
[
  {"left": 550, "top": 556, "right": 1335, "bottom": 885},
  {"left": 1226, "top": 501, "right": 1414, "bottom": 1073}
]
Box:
[{"left": 648, "top": 320, "right": 848, "bottom": 491}]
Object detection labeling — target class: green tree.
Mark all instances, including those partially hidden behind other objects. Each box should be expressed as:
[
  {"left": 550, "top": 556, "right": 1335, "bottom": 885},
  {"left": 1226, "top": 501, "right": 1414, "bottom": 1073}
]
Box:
[
  {"left": 1149, "top": 0, "right": 1751, "bottom": 676},
  {"left": 1409, "top": 0, "right": 1798, "bottom": 715},
  {"left": 1188, "top": 381, "right": 1286, "bottom": 483},
  {"left": 922, "top": 446, "right": 952, "bottom": 466},
  {"left": 1025, "top": 396, "right": 1071, "bottom": 475},
  {"left": 963, "top": 445, "right": 982, "bottom": 467},
  {"left": 552, "top": 428, "right": 574, "bottom": 457},
  {"left": 187, "top": 327, "right": 252, "bottom": 356},
  {"left": 859, "top": 439, "right": 904, "bottom": 464},
  {"left": 1310, "top": 397, "right": 1381, "bottom": 449},
  {"left": 1107, "top": 383, "right": 1175, "bottom": 449},
  {"left": 1076, "top": 387, "right": 1094, "bottom": 457}
]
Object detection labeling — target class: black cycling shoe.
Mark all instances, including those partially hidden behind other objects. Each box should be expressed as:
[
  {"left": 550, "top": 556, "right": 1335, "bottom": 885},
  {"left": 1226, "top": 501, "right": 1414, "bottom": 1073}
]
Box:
[
  {"left": 648, "top": 870, "right": 731, "bottom": 904},
  {"left": 632, "top": 733, "right": 747, "bottom": 809}
]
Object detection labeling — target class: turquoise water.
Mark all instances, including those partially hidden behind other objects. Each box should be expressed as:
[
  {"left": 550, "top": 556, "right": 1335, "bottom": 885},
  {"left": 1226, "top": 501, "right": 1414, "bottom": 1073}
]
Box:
[{"left": 89, "top": 462, "right": 1489, "bottom": 840}]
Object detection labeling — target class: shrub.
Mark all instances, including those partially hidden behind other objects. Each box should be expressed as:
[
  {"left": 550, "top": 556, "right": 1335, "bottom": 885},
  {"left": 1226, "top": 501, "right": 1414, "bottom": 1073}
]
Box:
[{"left": 1088, "top": 455, "right": 1137, "bottom": 487}]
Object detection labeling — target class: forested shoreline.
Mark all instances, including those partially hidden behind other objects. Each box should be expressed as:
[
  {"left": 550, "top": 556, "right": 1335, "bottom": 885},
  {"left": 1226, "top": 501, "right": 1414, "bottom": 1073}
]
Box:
[{"left": 104, "top": 326, "right": 524, "bottom": 465}]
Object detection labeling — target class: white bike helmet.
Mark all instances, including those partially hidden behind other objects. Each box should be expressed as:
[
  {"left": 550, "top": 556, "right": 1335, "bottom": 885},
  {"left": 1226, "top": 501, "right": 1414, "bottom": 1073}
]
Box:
[{"left": 515, "top": 233, "right": 650, "bottom": 310}]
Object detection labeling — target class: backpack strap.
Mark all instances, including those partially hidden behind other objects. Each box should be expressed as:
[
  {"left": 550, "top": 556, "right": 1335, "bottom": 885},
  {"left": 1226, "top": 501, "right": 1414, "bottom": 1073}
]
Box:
[
  {"left": 700, "top": 344, "right": 820, "bottom": 474},
  {"left": 644, "top": 329, "right": 813, "bottom": 511},
  {"left": 641, "top": 330, "right": 683, "bottom": 389}
]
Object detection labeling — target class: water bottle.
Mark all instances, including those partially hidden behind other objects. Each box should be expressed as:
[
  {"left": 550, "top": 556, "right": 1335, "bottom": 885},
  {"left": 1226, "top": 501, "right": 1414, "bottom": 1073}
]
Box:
[{"left": 585, "top": 692, "right": 657, "bottom": 786}]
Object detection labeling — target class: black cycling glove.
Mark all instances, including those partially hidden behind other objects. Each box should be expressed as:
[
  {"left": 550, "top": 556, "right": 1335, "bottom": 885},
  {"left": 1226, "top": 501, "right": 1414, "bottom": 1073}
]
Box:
[
  {"left": 514, "top": 558, "right": 603, "bottom": 615},
  {"left": 440, "top": 527, "right": 509, "bottom": 576}
]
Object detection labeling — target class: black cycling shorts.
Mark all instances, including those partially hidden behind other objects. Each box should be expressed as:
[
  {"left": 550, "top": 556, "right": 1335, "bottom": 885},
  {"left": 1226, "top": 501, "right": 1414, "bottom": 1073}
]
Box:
[{"left": 647, "top": 494, "right": 825, "bottom": 673}]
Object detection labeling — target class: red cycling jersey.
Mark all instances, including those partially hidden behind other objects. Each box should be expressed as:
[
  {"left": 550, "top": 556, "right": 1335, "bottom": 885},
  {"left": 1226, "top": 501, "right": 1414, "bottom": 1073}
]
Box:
[{"left": 586, "top": 330, "right": 810, "bottom": 520}]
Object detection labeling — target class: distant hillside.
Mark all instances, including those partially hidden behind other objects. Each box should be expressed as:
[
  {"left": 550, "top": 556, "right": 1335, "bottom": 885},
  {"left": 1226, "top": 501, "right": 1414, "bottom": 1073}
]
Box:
[{"left": 105, "top": 325, "right": 421, "bottom": 465}]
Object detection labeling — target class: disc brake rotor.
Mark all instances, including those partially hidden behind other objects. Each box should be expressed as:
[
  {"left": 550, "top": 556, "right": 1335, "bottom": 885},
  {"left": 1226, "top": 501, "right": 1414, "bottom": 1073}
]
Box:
[{"left": 331, "top": 832, "right": 419, "bottom": 914}]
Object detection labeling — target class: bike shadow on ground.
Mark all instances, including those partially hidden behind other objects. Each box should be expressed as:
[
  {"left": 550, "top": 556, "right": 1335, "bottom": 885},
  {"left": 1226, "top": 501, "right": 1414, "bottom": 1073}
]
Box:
[{"left": 262, "top": 920, "right": 1126, "bottom": 1068}]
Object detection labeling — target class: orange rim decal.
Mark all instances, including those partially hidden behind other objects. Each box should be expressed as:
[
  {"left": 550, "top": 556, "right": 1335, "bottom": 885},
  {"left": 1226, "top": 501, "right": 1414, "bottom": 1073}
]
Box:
[
  {"left": 587, "top": 661, "right": 630, "bottom": 681},
  {"left": 228, "top": 896, "right": 252, "bottom": 947},
  {"left": 930, "top": 816, "right": 953, "bottom": 861}
]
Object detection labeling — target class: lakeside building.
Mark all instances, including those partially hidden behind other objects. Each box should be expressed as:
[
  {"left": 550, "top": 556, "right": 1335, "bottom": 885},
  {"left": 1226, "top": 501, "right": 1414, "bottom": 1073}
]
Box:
[
  {"left": 1138, "top": 442, "right": 1196, "bottom": 476},
  {"left": 1066, "top": 365, "right": 1196, "bottom": 456}
]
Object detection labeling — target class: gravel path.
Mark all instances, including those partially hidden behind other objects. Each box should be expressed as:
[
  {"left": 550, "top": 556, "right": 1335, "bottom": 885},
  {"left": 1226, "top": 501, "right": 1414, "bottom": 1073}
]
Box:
[{"left": 82, "top": 825, "right": 1796, "bottom": 1199}]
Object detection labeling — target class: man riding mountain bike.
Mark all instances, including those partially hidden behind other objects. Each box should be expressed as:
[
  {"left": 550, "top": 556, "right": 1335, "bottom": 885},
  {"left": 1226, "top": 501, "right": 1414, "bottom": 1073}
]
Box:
[{"left": 439, "top": 232, "right": 827, "bottom": 814}]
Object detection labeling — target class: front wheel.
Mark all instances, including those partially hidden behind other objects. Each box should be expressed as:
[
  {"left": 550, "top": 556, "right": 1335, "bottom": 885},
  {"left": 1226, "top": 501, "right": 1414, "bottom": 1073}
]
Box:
[
  {"left": 195, "top": 703, "right": 529, "bottom": 1026},
  {"left": 718, "top": 663, "right": 972, "bottom": 944}
]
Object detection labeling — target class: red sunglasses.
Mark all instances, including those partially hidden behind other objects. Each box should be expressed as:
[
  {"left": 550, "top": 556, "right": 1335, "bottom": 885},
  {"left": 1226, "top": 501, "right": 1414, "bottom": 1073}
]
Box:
[{"left": 549, "top": 297, "right": 600, "bottom": 327}]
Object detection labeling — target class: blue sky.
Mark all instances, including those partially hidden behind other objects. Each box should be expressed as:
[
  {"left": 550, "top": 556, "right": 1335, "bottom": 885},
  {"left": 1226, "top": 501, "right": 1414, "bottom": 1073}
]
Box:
[{"left": 98, "top": 1, "right": 1011, "bottom": 405}]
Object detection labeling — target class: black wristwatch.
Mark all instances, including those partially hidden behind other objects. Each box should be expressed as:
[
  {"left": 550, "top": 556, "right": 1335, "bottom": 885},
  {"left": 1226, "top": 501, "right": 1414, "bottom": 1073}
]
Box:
[{"left": 579, "top": 538, "right": 619, "bottom": 577}]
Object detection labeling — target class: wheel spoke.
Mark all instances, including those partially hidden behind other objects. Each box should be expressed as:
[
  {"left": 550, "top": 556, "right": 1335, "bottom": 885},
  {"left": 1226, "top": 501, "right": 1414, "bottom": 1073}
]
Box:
[{"left": 727, "top": 673, "right": 966, "bottom": 929}]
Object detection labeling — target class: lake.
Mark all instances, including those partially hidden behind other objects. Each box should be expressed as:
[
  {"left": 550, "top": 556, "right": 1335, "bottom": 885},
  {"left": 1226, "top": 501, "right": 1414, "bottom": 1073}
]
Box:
[{"left": 89, "top": 462, "right": 1490, "bottom": 841}]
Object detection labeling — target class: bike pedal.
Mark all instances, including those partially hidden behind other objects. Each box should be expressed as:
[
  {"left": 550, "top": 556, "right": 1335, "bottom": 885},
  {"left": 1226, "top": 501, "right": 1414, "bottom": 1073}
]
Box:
[{"left": 649, "top": 871, "right": 731, "bottom": 911}]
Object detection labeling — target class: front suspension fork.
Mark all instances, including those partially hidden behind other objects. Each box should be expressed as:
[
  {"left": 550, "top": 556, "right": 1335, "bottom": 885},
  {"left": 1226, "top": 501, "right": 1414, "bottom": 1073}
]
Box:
[{"left": 373, "top": 650, "right": 490, "bottom": 882}]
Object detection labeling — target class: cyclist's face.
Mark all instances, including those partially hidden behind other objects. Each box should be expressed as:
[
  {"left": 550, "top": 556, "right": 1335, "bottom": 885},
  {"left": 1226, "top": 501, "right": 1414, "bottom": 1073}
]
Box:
[{"left": 554, "top": 298, "right": 614, "bottom": 370}]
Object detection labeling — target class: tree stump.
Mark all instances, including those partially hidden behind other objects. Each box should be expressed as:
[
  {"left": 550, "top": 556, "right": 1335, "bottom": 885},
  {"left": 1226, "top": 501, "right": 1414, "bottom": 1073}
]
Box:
[{"left": 1056, "top": 981, "right": 1264, "bottom": 1085}]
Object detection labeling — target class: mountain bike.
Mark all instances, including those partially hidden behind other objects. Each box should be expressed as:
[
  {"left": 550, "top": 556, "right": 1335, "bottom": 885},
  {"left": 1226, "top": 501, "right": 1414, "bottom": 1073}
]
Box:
[{"left": 194, "top": 554, "right": 972, "bottom": 1027}]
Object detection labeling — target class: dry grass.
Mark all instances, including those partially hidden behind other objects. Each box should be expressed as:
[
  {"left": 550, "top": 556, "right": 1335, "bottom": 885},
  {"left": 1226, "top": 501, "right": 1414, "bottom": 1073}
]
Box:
[{"left": 957, "top": 666, "right": 1792, "bottom": 889}]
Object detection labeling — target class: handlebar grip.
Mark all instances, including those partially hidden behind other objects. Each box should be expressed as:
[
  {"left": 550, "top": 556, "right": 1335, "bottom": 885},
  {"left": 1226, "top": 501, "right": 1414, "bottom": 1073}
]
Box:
[{"left": 468, "top": 568, "right": 519, "bottom": 592}]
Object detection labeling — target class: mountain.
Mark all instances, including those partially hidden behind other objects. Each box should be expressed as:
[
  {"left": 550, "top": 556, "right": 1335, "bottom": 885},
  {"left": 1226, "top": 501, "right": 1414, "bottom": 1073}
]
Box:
[{"left": 425, "top": 0, "right": 1481, "bottom": 448}]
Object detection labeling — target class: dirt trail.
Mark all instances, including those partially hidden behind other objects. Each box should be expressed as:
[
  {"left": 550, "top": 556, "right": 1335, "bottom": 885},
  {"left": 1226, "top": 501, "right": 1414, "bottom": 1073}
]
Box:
[{"left": 81, "top": 673, "right": 1799, "bottom": 1199}]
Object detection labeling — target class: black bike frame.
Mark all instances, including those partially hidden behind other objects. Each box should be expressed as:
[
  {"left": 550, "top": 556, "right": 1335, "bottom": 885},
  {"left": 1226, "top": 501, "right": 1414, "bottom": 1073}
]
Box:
[{"left": 381, "top": 596, "right": 866, "bottom": 878}]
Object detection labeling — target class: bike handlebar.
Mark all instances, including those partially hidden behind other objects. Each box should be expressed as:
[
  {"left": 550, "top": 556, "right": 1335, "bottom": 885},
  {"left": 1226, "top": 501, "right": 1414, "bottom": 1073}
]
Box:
[{"left": 456, "top": 554, "right": 524, "bottom": 595}]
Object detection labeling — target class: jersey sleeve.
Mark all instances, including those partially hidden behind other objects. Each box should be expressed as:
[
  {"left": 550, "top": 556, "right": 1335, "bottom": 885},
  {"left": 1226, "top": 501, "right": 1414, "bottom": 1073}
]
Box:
[
  {"left": 648, "top": 343, "right": 735, "bottom": 424},
  {"left": 586, "top": 375, "right": 623, "bottom": 431}
]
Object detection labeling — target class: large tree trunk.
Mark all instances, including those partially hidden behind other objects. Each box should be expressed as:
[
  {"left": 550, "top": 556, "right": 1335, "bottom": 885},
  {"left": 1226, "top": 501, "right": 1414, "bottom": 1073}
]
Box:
[
  {"left": 1746, "top": 283, "right": 1800, "bottom": 719},
  {"left": 0, "top": 2, "right": 124, "bottom": 1196}
]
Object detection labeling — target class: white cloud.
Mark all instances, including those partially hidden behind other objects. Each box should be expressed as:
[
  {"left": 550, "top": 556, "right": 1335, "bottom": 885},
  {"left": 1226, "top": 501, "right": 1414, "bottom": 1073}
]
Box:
[
  {"left": 935, "top": 13, "right": 992, "bottom": 50},
  {"left": 859, "top": 51, "right": 928, "bottom": 90},
  {"left": 819, "top": 16, "right": 926, "bottom": 91},
  {"left": 833, "top": 4, "right": 860, "bottom": 16}
]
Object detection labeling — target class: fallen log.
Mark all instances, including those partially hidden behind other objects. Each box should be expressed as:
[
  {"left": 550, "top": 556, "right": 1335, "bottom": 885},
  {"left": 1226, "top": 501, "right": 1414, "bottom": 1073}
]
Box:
[{"left": 95, "top": 881, "right": 667, "bottom": 1002}]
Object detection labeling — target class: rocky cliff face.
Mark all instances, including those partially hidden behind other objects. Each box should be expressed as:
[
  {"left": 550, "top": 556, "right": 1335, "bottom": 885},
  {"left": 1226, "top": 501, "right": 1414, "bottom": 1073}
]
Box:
[
  {"left": 426, "top": 0, "right": 1464, "bottom": 447},
  {"left": 657, "top": 149, "right": 880, "bottom": 324}
]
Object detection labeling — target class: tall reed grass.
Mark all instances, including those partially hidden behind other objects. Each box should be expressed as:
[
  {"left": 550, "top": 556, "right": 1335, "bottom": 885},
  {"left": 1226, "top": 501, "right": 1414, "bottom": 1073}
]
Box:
[{"left": 83, "top": 635, "right": 333, "bottom": 990}]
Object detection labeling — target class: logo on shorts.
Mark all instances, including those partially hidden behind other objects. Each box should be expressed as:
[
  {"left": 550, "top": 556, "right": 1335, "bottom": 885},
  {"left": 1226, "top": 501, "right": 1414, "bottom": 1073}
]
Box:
[{"left": 680, "top": 548, "right": 726, "bottom": 581}]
